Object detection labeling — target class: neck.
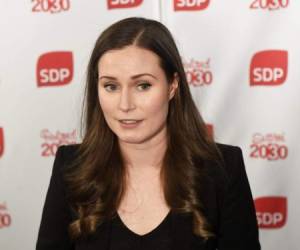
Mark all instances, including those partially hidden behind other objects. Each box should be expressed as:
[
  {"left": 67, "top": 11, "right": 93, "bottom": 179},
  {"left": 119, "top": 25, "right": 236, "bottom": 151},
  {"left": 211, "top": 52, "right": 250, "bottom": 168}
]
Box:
[{"left": 118, "top": 127, "right": 168, "bottom": 176}]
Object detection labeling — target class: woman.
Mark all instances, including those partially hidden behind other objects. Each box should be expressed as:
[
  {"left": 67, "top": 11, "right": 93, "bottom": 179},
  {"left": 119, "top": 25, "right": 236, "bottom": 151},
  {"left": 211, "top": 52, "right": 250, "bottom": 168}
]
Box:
[{"left": 36, "top": 17, "right": 260, "bottom": 250}]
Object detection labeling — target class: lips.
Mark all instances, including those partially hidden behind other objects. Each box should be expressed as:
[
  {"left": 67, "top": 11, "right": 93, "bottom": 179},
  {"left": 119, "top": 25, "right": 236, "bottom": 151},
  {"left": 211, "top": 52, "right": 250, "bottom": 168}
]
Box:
[
  {"left": 118, "top": 119, "right": 143, "bottom": 128},
  {"left": 119, "top": 119, "right": 142, "bottom": 124}
]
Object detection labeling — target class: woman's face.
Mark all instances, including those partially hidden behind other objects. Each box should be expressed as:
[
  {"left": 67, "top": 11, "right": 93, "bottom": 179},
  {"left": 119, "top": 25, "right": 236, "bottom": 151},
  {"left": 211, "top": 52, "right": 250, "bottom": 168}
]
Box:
[{"left": 97, "top": 45, "right": 178, "bottom": 145}]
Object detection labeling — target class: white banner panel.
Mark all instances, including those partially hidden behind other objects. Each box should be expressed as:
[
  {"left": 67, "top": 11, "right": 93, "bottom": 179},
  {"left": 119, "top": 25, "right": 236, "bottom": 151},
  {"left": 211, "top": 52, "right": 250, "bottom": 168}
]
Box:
[
  {"left": 0, "top": 1, "right": 299, "bottom": 249},
  {"left": 161, "top": 1, "right": 300, "bottom": 250},
  {"left": 0, "top": 1, "right": 160, "bottom": 249}
]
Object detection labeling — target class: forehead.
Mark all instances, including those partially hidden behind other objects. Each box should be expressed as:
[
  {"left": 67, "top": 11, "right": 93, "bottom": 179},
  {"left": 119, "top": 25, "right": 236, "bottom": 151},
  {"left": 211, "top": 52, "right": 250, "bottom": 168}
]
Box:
[{"left": 97, "top": 46, "right": 162, "bottom": 75}]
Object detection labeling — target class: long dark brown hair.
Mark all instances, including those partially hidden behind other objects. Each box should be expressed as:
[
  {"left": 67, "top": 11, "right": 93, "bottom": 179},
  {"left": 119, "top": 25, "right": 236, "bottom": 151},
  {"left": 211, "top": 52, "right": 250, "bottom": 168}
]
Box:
[{"left": 64, "top": 17, "right": 222, "bottom": 241}]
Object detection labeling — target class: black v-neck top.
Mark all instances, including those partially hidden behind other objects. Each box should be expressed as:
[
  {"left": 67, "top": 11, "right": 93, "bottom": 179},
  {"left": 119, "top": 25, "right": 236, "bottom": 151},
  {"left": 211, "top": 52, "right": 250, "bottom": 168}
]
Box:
[
  {"left": 109, "top": 211, "right": 172, "bottom": 250},
  {"left": 36, "top": 143, "right": 261, "bottom": 250}
]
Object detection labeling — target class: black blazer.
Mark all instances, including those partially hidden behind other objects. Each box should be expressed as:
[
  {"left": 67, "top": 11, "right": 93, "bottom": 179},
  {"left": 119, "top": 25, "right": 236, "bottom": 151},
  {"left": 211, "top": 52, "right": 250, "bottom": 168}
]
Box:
[{"left": 36, "top": 143, "right": 261, "bottom": 250}]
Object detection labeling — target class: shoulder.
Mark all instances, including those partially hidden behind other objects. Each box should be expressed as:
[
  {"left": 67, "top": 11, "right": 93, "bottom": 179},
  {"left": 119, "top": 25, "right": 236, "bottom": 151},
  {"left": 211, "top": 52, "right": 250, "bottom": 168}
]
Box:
[
  {"left": 198, "top": 143, "right": 255, "bottom": 227},
  {"left": 215, "top": 142, "right": 242, "bottom": 158},
  {"left": 52, "top": 143, "right": 81, "bottom": 175},
  {"left": 204, "top": 142, "right": 245, "bottom": 181},
  {"left": 216, "top": 142, "right": 244, "bottom": 171},
  {"left": 56, "top": 143, "right": 81, "bottom": 162},
  {"left": 209, "top": 144, "right": 260, "bottom": 249},
  {"left": 57, "top": 143, "right": 80, "bottom": 158},
  {"left": 216, "top": 143, "right": 242, "bottom": 163},
  {"left": 199, "top": 142, "right": 247, "bottom": 208}
]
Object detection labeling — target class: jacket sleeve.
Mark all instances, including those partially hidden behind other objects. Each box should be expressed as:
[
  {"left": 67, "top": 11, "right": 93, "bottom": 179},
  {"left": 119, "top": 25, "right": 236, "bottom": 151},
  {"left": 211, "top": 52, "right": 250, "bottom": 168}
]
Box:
[
  {"left": 36, "top": 145, "right": 74, "bottom": 250},
  {"left": 217, "top": 146, "right": 261, "bottom": 250}
]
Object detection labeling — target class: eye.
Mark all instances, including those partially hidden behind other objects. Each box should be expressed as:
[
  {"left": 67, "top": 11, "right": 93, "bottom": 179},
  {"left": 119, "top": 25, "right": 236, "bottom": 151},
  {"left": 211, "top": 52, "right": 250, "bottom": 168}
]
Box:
[
  {"left": 137, "top": 82, "right": 152, "bottom": 91},
  {"left": 103, "top": 83, "right": 118, "bottom": 92}
]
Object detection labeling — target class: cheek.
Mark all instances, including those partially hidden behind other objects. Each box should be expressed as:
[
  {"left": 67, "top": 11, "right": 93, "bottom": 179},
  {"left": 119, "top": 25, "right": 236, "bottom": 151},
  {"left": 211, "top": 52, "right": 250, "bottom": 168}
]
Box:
[
  {"left": 98, "top": 91, "right": 114, "bottom": 117},
  {"left": 141, "top": 91, "right": 169, "bottom": 119}
]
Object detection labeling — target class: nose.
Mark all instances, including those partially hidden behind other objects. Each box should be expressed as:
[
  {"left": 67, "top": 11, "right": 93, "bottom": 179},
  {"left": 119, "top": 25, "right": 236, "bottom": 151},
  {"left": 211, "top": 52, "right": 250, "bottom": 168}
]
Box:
[{"left": 118, "top": 87, "right": 135, "bottom": 112}]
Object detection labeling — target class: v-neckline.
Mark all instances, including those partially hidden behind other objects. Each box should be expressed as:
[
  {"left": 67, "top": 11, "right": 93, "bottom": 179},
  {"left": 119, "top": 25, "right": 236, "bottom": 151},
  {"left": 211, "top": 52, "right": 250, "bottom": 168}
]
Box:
[{"left": 115, "top": 209, "right": 172, "bottom": 237}]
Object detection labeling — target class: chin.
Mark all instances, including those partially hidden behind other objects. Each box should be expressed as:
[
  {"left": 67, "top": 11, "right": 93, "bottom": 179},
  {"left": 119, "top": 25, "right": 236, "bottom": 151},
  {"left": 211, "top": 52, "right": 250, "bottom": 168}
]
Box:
[
  {"left": 118, "top": 136, "right": 144, "bottom": 144},
  {"left": 117, "top": 132, "right": 151, "bottom": 144}
]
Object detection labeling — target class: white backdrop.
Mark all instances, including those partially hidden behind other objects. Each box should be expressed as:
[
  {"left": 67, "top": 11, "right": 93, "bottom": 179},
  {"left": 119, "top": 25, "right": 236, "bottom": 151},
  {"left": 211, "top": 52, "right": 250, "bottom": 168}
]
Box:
[{"left": 0, "top": 1, "right": 299, "bottom": 250}]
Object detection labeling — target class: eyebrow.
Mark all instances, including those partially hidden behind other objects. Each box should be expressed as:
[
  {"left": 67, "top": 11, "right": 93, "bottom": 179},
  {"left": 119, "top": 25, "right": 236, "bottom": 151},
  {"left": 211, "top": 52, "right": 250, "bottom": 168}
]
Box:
[{"left": 98, "top": 73, "right": 158, "bottom": 80}]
